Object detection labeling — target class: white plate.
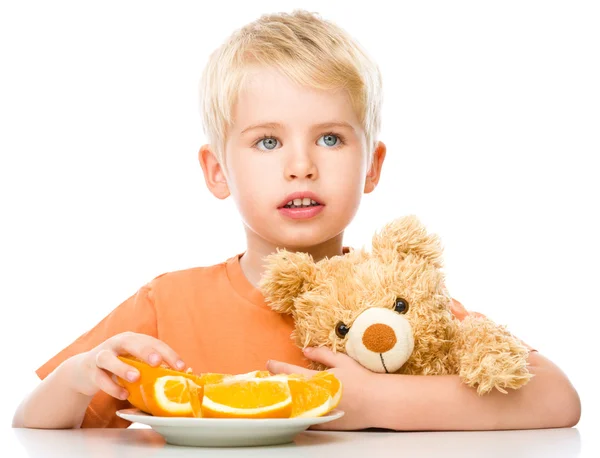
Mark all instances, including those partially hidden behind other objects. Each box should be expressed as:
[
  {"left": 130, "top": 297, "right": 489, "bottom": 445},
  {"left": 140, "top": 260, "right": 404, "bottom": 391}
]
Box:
[{"left": 116, "top": 408, "right": 344, "bottom": 447}]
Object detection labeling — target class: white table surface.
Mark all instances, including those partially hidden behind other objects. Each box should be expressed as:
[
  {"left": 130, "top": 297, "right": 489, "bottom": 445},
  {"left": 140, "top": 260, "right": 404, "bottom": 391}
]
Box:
[{"left": 3, "top": 425, "right": 594, "bottom": 458}]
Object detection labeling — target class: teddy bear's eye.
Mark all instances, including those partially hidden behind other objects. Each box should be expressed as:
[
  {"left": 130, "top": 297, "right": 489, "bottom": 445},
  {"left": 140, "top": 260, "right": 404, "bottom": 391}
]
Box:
[
  {"left": 394, "top": 298, "right": 409, "bottom": 314},
  {"left": 335, "top": 321, "right": 350, "bottom": 338}
]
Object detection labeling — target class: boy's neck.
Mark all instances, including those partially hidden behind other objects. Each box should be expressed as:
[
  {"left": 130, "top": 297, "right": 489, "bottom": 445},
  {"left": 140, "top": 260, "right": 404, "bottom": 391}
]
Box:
[{"left": 239, "top": 228, "right": 345, "bottom": 288}]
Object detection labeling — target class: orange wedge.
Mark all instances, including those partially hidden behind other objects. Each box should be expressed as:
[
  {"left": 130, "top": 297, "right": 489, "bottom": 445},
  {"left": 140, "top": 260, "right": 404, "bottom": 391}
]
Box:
[
  {"left": 201, "top": 378, "right": 292, "bottom": 418},
  {"left": 197, "top": 373, "right": 231, "bottom": 385},
  {"left": 247, "top": 370, "right": 272, "bottom": 378},
  {"left": 309, "top": 371, "right": 343, "bottom": 410},
  {"left": 115, "top": 355, "right": 203, "bottom": 412},
  {"left": 194, "top": 370, "right": 271, "bottom": 386},
  {"left": 140, "top": 375, "right": 203, "bottom": 417},
  {"left": 287, "top": 376, "right": 333, "bottom": 418}
]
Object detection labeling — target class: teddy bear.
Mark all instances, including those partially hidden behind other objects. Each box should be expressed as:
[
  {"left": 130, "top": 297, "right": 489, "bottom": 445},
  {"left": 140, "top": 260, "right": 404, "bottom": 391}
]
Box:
[{"left": 259, "top": 215, "right": 532, "bottom": 395}]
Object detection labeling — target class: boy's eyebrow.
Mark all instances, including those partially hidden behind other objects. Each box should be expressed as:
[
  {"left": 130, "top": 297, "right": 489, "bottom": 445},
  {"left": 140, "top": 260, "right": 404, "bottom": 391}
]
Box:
[{"left": 240, "top": 121, "right": 355, "bottom": 135}]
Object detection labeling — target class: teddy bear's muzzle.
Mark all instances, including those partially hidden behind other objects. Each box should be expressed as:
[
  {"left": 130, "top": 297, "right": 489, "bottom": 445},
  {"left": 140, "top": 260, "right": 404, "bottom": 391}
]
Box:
[{"left": 344, "top": 307, "right": 414, "bottom": 374}]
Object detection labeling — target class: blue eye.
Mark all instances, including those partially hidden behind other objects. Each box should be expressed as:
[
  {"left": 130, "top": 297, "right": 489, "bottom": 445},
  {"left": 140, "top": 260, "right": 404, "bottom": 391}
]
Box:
[
  {"left": 317, "top": 134, "right": 341, "bottom": 147},
  {"left": 257, "top": 137, "right": 279, "bottom": 150}
]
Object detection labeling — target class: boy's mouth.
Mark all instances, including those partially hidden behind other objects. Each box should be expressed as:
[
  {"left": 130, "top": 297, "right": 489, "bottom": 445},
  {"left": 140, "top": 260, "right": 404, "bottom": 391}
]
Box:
[
  {"left": 277, "top": 192, "right": 325, "bottom": 220},
  {"left": 282, "top": 198, "right": 320, "bottom": 209},
  {"left": 277, "top": 192, "right": 324, "bottom": 209}
]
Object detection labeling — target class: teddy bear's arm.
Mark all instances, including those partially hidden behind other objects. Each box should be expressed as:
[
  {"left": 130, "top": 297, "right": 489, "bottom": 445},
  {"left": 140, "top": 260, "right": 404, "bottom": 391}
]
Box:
[{"left": 453, "top": 315, "right": 533, "bottom": 395}]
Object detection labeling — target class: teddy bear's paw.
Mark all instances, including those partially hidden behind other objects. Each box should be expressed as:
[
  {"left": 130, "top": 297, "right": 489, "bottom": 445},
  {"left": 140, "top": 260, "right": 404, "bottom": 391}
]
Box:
[
  {"left": 455, "top": 316, "right": 533, "bottom": 395},
  {"left": 459, "top": 351, "right": 533, "bottom": 395}
]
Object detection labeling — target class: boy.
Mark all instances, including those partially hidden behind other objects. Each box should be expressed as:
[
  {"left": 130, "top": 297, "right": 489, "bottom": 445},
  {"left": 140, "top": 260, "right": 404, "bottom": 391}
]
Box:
[{"left": 13, "top": 10, "right": 580, "bottom": 431}]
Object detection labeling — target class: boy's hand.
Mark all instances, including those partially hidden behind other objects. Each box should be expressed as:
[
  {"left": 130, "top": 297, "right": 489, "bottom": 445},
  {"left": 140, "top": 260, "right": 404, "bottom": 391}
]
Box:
[
  {"left": 267, "top": 347, "right": 376, "bottom": 430},
  {"left": 68, "top": 332, "right": 185, "bottom": 400}
]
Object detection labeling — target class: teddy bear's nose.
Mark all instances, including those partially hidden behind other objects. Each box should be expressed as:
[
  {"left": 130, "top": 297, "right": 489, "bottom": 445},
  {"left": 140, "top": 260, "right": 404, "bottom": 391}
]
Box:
[{"left": 362, "top": 323, "right": 397, "bottom": 353}]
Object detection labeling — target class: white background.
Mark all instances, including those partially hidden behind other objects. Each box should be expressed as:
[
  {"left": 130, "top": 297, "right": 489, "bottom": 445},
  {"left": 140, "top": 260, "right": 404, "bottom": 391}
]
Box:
[{"left": 1, "top": 0, "right": 598, "bottom": 450}]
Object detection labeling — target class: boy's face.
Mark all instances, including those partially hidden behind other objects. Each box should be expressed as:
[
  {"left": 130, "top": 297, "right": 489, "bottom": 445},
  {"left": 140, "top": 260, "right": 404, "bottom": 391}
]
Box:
[{"left": 201, "top": 66, "right": 385, "bottom": 250}]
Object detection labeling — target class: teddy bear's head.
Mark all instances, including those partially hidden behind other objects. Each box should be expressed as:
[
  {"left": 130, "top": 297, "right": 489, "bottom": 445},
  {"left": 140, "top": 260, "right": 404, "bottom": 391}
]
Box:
[{"left": 259, "top": 215, "right": 457, "bottom": 375}]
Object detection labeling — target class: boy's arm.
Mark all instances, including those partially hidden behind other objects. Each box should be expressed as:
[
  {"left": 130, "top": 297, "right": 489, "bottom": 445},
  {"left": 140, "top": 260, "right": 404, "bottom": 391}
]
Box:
[
  {"left": 365, "top": 350, "right": 581, "bottom": 431},
  {"left": 13, "top": 332, "right": 184, "bottom": 429},
  {"left": 366, "top": 301, "right": 580, "bottom": 430},
  {"left": 13, "top": 354, "right": 96, "bottom": 429},
  {"left": 268, "top": 348, "right": 580, "bottom": 431},
  {"left": 13, "top": 282, "right": 182, "bottom": 429}
]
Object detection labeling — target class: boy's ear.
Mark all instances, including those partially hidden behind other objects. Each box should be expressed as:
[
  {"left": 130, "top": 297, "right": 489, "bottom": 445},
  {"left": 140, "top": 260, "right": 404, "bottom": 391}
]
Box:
[
  {"left": 364, "top": 141, "right": 386, "bottom": 194},
  {"left": 198, "top": 144, "right": 230, "bottom": 199},
  {"left": 371, "top": 215, "right": 444, "bottom": 268},
  {"left": 258, "top": 250, "right": 318, "bottom": 315}
]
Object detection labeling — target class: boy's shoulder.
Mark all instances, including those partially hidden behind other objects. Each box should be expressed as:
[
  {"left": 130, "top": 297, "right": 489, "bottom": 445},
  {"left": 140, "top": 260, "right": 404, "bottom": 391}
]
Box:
[
  {"left": 143, "top": 253, "right": 241, "bottom": 300},
  {"left": 151, "top": 254, "right": 236, "bottom": 285}
]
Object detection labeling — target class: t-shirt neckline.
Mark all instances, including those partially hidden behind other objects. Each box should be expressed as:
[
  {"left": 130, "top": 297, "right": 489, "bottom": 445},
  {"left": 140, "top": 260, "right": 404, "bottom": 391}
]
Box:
[{"left": 225, "top": 253, "right": 269, "bottom": 309}]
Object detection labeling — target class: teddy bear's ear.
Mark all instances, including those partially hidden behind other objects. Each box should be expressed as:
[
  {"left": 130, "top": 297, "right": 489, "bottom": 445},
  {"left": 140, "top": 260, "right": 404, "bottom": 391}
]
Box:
[
  {"left": 258, "top": 249, "right": 318, "bottom": 315},
  {"left": 371, "top": 215, "right": 444, "bottom": 268}
]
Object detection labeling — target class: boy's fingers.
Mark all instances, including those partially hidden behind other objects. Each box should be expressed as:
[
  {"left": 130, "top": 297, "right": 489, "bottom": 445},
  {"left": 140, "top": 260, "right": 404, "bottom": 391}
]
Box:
[
  {"left": 113, "top": 334, "right": 162, "bottom": 366},
  {"left": 118, "top": 335, "right": 185, "bottom": 370},
  {"left": 94, "top": 368, "right": 129, "bottom": 400},
  {"left": 95, "top": 350, "right": 140, "bottom": 383},
  {"left": 267, "top": 360, "right": 315, "bottom": 377},
  {"left": 149, "top": 339, "right": 186, "bottom": 370},
  {"left": 303, "top": 346, "right": 357, "bottom": 368}
]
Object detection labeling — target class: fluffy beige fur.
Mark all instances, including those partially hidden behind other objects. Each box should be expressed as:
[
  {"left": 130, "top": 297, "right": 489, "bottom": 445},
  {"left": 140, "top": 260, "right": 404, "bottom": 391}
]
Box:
[{"left": 259, "top": 215, "right": 532, "bottom": 395}]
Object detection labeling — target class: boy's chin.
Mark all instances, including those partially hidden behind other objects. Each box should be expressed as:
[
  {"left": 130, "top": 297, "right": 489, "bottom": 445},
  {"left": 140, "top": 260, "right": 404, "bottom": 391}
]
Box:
[
  {"left": 267, "top": 228, "right": 344, "bottom": 251},
  {"left": 245, "top": 212, "right": 348, "bottom": 249}
]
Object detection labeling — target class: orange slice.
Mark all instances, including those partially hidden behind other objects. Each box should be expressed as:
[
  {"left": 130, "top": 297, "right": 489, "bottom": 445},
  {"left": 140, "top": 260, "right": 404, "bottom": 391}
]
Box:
[
  {"left": 194, "top": 370, "right": 271, "bottom": 386},
  {"left": 115, "top": 355, "right": 203, "bottom": 412},
  {"left": 287, "top": 376, "right": 332, "bottom": 418},
  {"left": 309, "top": 371, "right": 343, "bottom": 410},
  {"left": 140, "top": 375, "right": 203, "bottom": 417},
  {"left": 223, "top": 370, "right": 272, "bottom": 381},
  {"left": 201, "top": 378, "right": 292, "bottom": 418},
  {"left": 197, "top": 373, "right": 231, "bottom": 385},
  {"left": 246, "top": 370, "right": 272, "bottom": 378},
  {"left": 197, "top": 370, "right": 273, "bottom": 385}
]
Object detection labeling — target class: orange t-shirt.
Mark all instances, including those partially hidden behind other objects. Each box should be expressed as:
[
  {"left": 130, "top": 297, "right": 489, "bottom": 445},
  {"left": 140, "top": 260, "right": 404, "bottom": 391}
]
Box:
[
  {"left": 36, "top": 253, "right": 309, "bottom": 428},
  {"left": 35, "top": 252, "right": 514, "bottom": 428}
]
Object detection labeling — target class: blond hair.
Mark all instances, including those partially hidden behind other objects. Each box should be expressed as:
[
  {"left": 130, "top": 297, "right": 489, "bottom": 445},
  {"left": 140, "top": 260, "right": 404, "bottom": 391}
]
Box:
[{"left": 199, "top": 10, "right": 383, "bottom": 164}]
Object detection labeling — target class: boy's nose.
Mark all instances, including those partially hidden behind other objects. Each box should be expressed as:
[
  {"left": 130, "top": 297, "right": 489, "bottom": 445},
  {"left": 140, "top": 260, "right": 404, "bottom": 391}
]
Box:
[
  {"left": 288, "top": 170, "right": 316, "bottom": 180},
  {"left": 284, "top": 153, "right": 318, "bottom": 180}
]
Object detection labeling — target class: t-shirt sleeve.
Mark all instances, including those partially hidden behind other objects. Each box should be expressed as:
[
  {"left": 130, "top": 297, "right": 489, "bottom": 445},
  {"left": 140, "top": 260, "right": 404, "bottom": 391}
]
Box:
[
  {"left": 449, "top": 297, "right": 537, "bottom": 352},
  {"left": 35, "top": 282, "right": 159, "bottom": 428}
]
